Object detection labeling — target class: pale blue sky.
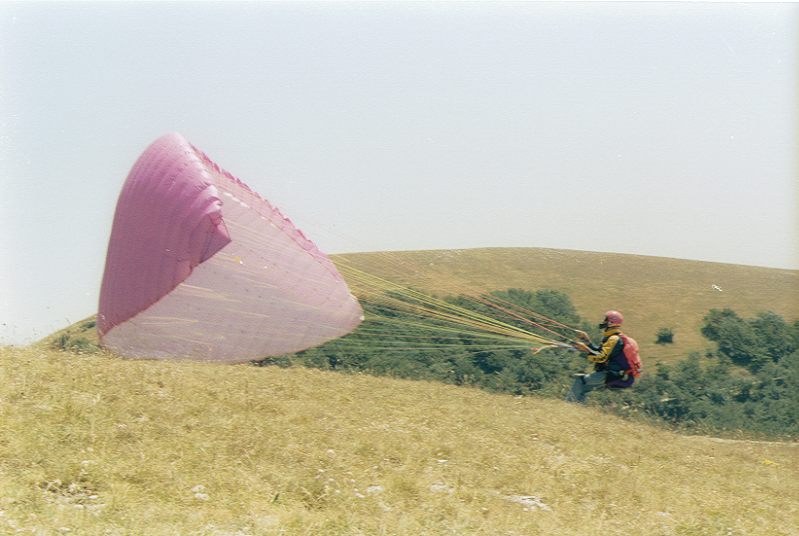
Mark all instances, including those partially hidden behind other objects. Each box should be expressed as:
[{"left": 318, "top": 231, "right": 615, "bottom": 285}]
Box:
[{"left": 1, "top": 1, "right": 797, "bottom": 345}]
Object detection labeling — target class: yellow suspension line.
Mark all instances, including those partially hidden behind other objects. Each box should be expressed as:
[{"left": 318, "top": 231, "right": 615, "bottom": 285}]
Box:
[{"left": 337, "top": 263, "right": 559, "bottom": 347}]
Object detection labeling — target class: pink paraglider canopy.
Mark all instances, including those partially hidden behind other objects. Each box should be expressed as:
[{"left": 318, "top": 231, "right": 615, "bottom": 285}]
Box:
[{"left": 98, "top": 132, "right": 363, "bottom": 364}]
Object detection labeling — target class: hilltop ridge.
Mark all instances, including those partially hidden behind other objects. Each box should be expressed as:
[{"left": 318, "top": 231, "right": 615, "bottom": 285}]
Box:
[{"left": 38, "top": 248, "right": 798, "bottom": 368}]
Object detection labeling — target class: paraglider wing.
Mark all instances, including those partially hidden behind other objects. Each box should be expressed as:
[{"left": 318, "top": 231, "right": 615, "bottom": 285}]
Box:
[{"left": 98, "top": 132, "right": 363, "bottom": 364}]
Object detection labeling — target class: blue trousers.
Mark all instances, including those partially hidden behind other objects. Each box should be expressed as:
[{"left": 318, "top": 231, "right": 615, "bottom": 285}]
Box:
[{"left": 565, "top": 372, "right": 606, "bottom": 403}]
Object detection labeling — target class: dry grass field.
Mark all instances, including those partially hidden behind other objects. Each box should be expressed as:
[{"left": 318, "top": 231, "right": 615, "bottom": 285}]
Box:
[{"left": 1, "top": 346, "right": 798, "bottom": 536}]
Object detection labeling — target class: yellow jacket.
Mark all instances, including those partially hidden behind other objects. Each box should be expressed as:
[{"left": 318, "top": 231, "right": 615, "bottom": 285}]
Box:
[{"left": 585, "top": 327, "right": 623, "bottom": 364}]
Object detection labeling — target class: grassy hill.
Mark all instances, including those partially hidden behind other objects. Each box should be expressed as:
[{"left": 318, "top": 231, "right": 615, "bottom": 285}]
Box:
[
  {"left": 15, "top": 249, "right": 799, "bottom": 533},
  {"left": 332, "top": 248, "right": 799, "bottom": 366},
  {"left": 1, "top": 346, "right": 797, "bottom": 535}
]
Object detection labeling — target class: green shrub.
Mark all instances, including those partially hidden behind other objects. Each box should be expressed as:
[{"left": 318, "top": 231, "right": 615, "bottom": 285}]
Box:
[{"left": 656, "top": 327, "right": 674, "bottom": 344}]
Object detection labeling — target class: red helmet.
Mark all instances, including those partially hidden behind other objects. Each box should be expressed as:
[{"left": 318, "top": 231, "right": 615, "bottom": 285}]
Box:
[{"left": 603, "top": 310, "right": 624, "bottom": 327}]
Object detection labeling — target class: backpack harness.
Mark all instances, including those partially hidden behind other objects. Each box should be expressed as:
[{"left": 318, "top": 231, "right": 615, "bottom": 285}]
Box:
[{"left": 616, "top": 332, "right": 642, "bottom": 379}]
